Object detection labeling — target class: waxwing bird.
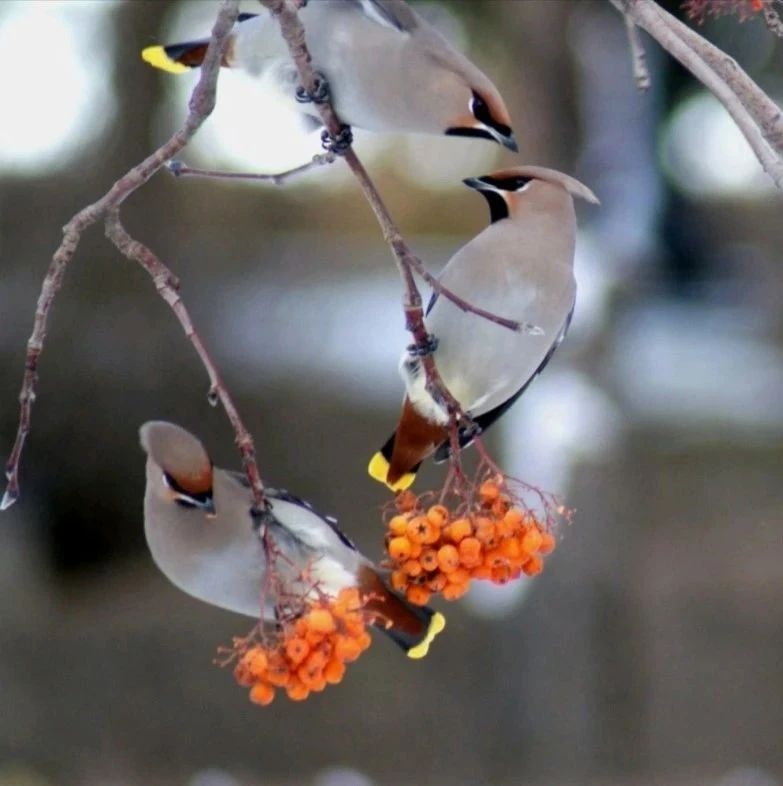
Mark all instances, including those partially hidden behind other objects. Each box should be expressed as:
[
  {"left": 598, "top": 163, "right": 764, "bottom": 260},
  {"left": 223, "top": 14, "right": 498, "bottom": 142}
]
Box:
[
  {"left": 142, "top": 1, "right": 517, "bottom": 150},
  {"left": 369, "top": 166, "right": 599, "bottom": 491},
  {"left": 140, "top": 421, "right": 444, "bottom": 658}
]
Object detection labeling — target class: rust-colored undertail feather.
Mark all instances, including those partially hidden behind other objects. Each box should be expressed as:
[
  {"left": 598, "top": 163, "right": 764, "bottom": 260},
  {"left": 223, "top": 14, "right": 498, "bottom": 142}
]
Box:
[
  {"left": 359, "top": 567, "right": 445, "bottom": 659},
  {"left": 387, "top": 398, "right": 449, "bottom": 486},
  {"left": 142, "top": 39, "right": 235, "bottom": 73}
]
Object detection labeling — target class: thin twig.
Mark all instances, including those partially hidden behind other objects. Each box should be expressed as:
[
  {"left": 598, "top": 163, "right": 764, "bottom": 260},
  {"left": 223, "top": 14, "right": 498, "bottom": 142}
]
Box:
[
  {"left": 404, "top": 254, "right": 542, "bottom": 335},
  {"left": 104, "top": 209, "right": 268, "bottom": 508},
  {"left": 623, "top": 11, "right": 652, "bottom": 92},
  {"left": 257, "top": 0, "right": 536, "bottom": 410},
  {"left": 167, "top": 152, "right": 337, "bottom": 185},
  {"left": 1, "top": 0, "right": 252, "bottom": 511},
  {"left": 659, "top": 2, "right": 783, "bottom": 156},
  {"left": 258, "top": 0, "right": 499, "bottom": 428},
  {"left": 611, "top": 0, "right": 783, "bottom": 190}
]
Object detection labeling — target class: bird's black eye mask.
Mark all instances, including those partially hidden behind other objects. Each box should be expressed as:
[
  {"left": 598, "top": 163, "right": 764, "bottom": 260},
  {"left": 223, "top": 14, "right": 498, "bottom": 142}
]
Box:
[
  {"left": 478, "top": 175, "right": 533, "bottom": 192},
  {"left": 463, "top": 174, "right": 535, "bottom": 223},
  {"left": 163, "top": 471, "right": 214, "bottom": 508},
  {"left": 445, "top": 92, "right": 515, "bottom": 148},
  {"left": 470, "top": 91, "right": 512, "bottom": 138}
]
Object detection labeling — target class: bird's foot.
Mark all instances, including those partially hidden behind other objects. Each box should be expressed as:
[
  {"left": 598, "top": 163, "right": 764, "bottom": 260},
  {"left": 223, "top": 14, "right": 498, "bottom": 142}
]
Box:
[
  {"left": 321, "top": 125, "right": 353, "bottom": 155},
  {"left": 296, "top": 72, "right": 330, "bottom": 104},
  {"left": 250, "top": 504, "right": 276, "bottom": 533},
  {"left": 460, "top": 420, "right": 480, "bottom": 442},
  {"left": 407, "top": 335, "right": 439, "bottom": 357}
]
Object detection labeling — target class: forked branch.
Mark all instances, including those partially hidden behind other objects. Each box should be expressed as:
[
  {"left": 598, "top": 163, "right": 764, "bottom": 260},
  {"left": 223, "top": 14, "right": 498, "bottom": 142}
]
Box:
[
  {"left": 258, "top": 0, "right": 493, "bottom": 437},
  {"left": 104, "top": 210, "right": 268, "bottom": 508},
  {"left": 0, "top": 0, "right": 273, "bottom": 511},
  {"left": 611, "top": 0, "right": 783, "bottom": 189}
]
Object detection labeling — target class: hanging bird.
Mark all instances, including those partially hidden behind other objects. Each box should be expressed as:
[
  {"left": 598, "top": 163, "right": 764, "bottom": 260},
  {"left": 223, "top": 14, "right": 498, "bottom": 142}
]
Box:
[
  {"left": 368, "top": 166, "right": 599, "bottom": 491},
  {"left": 141, "top": 1, "right": 517, "bottom": 150},
  {"left": 140, "top": 421, "right": 444, "bottom": 658}
]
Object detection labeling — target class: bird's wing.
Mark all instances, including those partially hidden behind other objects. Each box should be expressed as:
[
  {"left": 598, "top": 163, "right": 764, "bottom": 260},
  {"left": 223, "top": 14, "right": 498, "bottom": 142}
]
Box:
[
  {"left": 349, "top": 0, "right": 419, "bottom": 32},
  {"left": 432, "top": 304, "right": 575, "bottom": 462},
  {"left": 269, "top": 488, "right": 358, "bottom": 552},
  {"left": 227, "top": 472, "right": 358, "bottom": 553},
  {"left": 425, "top": 288, "right": 439, "bottom": 316}
]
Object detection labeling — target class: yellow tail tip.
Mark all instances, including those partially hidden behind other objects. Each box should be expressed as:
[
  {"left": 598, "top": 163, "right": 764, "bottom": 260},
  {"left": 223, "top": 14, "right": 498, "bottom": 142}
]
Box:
[
  {"left": 367, "top": 452, "right": 416, "bottom": 492},
  {"left": 407, "top": 612, "right": 446, "bottom": 660},
  {"left": 141, "top": 45, "right": 190, "bottom": 74}
]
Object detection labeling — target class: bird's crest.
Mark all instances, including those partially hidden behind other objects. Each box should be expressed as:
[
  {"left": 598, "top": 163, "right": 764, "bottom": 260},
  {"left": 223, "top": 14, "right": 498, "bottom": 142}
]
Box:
[{"left": 139, "top": 421, "right": 213, "bottom": 495}]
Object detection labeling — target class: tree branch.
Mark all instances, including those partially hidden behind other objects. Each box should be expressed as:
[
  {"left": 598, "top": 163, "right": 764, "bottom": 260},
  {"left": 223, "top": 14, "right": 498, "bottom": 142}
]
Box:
[
  {"left": 257, "top": 0, "right": 528, "bottom": 431},
  {"left": 104, "top": 209, "right": 268, "bottom": 508},
  {"left": 1, "top": 0, "right": 262, "bottom": 511},
  {"left": 611, "top": 0, "right": 783, "bottom": 190},
  {"left": 660, "top": 2, "right": 783, "bottom": 156},
  {"left": 623, "top": 10, "right": 652, "bottom": 92},
  {"left": 167, "top": 153, "right": 337, "bottom": 185}
]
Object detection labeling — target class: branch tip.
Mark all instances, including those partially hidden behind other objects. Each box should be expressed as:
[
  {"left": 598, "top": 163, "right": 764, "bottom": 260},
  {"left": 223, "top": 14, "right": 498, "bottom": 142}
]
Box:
[{"left": 1, "top": 484, "right": 18, "bottom": 512}]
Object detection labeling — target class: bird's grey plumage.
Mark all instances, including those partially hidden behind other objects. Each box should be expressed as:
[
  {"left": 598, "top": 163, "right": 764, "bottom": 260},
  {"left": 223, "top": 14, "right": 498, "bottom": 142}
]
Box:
[
  {"left": 228, "top": 0, "right": 510, "bottom": 139},
  {"left": 404, "top": 169, "right": 595, "bottom": 426},
  {"left": 143, "top": 461, "right": 362, "bottom": 620},
  {"left": 141, "top": 422, "right": 446, "bottom": 658}
]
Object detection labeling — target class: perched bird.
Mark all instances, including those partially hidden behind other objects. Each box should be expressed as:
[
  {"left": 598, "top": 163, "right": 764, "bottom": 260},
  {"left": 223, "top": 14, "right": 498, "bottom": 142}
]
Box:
[
  {"left": 369, "top": 166, "right": 599, "bottom": 491},
  {"left": 140, "top": 421, "right": 444, "bottom": 658},
  {"left": 142, "top": 1, "right": 517, "bottom": 150}
]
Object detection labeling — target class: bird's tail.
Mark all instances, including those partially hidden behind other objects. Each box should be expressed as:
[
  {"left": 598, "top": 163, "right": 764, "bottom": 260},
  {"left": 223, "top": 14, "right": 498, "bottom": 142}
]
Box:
[
  {"left": 141, "top": 13, "right": 258, "bottom": 74},
  {"left": 359, "top": 567, "right": 445, "bottom": 659},
  {"left": 368, "top": 399, "right": 449, "bottom": 491},
  {"left": 142, "top": 36, "right": 239, "bottom": 73},
  {"left": 141, "top": 40, "right": 214, "bottom": 74},
  {"left": 367, "top": 432, "right": 419, "bottom": 492}
]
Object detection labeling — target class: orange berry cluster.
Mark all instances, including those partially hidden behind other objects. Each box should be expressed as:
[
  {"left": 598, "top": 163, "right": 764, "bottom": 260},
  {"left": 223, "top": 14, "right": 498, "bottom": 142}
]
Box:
[
  {"left": 385, "top": 482, "right": 556, "bottom": 606},
  {"left": 232, "top": 588, "right": 372, "bottom": 705}
]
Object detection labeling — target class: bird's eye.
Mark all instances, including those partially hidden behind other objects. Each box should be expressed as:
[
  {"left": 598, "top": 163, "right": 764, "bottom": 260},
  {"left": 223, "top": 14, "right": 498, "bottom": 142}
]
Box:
[
  {"left": 470, "top": 91, "right": 512, "bottom": 138},
  {"left": 162, "top": 471, "right": 181, "bottom": 493}
]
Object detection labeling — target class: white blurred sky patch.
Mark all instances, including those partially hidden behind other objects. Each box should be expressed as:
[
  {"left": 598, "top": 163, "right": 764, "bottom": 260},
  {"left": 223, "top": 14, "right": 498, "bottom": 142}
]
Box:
[
  {"left": 612, "top": 300, "right": 783, "bottom": 435},
  {"left": 215, "top": 272, "right": 409, "bottom": 403},
  {"left": 462, "top": 578, "right": 533, "bottom": 620},
  {"left": 463, "top": 362, "right": 628, "bottom": 621},
  {"left": 188, "top": 769, "right": 241, "bottom": 786},
  {"left": 661, "top": 91, "right": 777, "bottom": 199},
  {"left": 312, "top": 767, "right": 375, "bottom": 786},
  {"left": 154, "top": 0, "right": 500, "bottom": 189},
  {"left": 0, "top": 1, "right": 117, "bottom": 174}
]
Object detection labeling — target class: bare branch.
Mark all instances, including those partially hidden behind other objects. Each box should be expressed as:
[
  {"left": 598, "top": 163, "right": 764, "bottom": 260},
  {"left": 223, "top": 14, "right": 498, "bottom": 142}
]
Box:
[
  {"left": 404, "top": 255, "right": 543, "bottom": 336},
  {"left": 167, "top": 153, "right": 337, "bottom": 185},
  {"left": 104, "top": 209, "right": 268, "bottom": 508},
  {"left": 611, "top": 0, "right": 783, "bottom": 190},
  {"left": 258, "top": 0, "right": 533, "bottom": 432},
  {"left": 2, "top": 0, "right": 244, "bottom": 511},
  {"left": 661, "top": 3, "right": 783, "bottom": 156},
  {"left": 623, "top": 11, "right": 652, "bottom": 92}
]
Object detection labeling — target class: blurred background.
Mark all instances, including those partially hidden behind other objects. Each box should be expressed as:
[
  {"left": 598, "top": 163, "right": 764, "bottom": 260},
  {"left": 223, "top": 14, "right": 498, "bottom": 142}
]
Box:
[{"left": 1, "top": 1, "right": 782, "bottom": 785}]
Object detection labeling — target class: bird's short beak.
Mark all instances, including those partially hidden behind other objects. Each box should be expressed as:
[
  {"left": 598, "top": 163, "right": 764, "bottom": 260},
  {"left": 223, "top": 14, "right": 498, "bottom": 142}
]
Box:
[
  {"left": 501, "top": 132, "right": 519, "bottom": 153},
  {"left": 202, "top": 497, "right": 217, "bottom": 518},
  {"left": 463, "top": 177, "right": 489, "bottom": 191}
]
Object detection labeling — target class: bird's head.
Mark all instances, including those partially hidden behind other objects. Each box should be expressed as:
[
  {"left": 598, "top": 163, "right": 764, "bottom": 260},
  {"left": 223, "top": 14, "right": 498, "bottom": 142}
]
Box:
[
  {"left": 445, "top": 88, "right": 517, "bottom": 152},
  {"left": 139, "top": 421, "right": 216, "bottom": 515},
  {"left": 463, "top": 165, "right": 599, "bottom": 223}
]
